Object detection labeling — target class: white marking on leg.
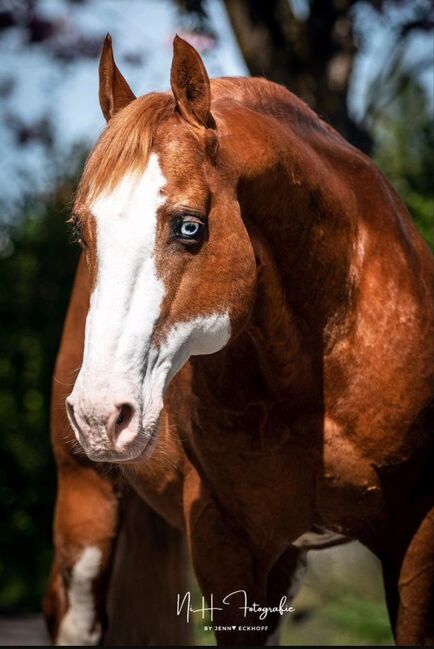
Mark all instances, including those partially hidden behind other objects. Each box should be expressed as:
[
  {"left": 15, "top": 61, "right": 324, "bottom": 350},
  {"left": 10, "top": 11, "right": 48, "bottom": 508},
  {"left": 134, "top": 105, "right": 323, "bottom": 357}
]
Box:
[{"left": 56, "top": 546, "right": 102, "bottom": 646}]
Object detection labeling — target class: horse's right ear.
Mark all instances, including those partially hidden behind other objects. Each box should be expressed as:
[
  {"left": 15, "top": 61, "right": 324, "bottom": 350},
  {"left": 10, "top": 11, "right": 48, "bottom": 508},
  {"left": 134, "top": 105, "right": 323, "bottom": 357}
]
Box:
[{"left": 99, "top": 34, "right": 136, "bottom": 122}]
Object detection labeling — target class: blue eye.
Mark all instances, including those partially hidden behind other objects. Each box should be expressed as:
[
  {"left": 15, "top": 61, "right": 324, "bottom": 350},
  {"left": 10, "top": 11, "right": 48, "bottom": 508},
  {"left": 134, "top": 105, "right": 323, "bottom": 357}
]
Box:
[
  {"left": 173, "top": 217, "right": 204, "bottom": 241},
  {"left": 180, "top": 221, "right": 200, "bottom": 237}
]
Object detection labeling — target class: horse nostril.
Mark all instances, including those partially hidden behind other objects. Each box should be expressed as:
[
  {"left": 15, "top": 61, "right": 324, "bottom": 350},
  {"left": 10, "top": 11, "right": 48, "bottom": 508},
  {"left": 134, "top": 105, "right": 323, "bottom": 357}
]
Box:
[
  {"left": 66, "top": 398, "right": 73, "bottom": 418},
  {"left": 107, "top": 402, "right": 136, "bottom": 449},
  {"left": 116, "top": 403, "right": 133, "bottom": 429},
  {"left": 66, "top": 398, "right": 79, "bottom": 431}
]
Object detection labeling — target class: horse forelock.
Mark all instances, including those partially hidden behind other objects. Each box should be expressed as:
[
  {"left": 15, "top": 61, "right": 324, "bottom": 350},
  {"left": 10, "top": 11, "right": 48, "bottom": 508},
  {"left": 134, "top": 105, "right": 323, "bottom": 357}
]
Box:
[{"left": 76, "top": 92, "right": 175, "bottom": 205}]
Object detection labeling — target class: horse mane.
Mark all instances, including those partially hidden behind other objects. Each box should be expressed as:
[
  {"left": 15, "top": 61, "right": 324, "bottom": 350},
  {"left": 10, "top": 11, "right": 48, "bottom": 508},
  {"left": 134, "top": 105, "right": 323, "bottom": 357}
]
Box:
[
  {"left": 78, "top": 92, "right": 175, "bottom": 203},
  {"left": 211, "top": 76, "right": 344, "bottom": 142},
  {"left": 77, "top": 76, "right": 346, "bottom": 207}
]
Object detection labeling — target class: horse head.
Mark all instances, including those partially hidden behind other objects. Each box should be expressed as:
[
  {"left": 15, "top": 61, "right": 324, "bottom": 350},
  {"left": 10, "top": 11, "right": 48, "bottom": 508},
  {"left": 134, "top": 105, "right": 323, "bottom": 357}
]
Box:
[{"left": 66, "top": 35, "right": 256, "bottom": 462}]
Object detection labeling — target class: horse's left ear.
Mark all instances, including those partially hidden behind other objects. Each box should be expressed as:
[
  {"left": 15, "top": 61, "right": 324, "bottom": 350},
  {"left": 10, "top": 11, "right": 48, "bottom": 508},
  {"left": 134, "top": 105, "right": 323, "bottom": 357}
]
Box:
[
  {"left": 170, "top": 35, "right": 215, "bottom": 129},
  {"left": 99, "top": 34, "right": 136, "bottom": 122}
]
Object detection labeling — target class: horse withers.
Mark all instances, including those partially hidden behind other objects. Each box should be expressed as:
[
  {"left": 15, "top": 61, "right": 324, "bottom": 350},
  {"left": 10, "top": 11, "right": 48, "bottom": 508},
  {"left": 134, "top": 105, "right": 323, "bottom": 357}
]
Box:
[{"left": 44, "top": 34, "right": 434, "bottom": 645}]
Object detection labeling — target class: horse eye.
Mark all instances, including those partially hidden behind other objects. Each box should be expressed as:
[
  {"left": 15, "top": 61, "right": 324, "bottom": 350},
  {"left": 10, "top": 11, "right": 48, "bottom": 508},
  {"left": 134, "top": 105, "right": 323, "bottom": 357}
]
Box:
[
  {"left": 173, "top": 217, "right": 204, "bottom": 241},
  {"left": 181, "top": 222, "right": 200, "bottom": 237}
]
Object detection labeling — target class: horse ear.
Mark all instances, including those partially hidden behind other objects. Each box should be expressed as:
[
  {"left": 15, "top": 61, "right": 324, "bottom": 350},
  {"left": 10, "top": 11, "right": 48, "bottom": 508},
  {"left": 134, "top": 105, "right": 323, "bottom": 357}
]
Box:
[
  {"left": 99, "top": 34, "right": 136, "bottom": 122},
  {"left": 170, "top": 35, "right": 214, "bottom": 129}
]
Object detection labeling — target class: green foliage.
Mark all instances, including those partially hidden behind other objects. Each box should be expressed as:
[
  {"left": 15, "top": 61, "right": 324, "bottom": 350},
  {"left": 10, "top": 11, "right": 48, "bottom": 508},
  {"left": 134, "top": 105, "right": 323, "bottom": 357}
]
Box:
[
  {"left": 372, "top": 81, "right": 434, "bottom": 249},
  {"left": 0, "top": 185, "right": 79, "bottom": 610},
  {"left": 325, "top": 593, "right": 393, "bottom": 644},
  {"left": 282, "top": 593, "right": 393, "bottom": 646}
]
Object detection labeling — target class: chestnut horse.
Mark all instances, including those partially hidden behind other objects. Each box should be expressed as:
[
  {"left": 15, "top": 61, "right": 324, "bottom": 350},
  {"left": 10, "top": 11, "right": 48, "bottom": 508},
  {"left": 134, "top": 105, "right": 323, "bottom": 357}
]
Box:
[{"left": 44, "top": 35, "right": 434, "bottom": 646}]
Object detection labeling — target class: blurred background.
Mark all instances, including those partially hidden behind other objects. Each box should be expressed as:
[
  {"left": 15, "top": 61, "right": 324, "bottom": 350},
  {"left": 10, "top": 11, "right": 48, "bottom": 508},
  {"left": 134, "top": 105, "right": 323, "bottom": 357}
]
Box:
[{"left": 0, "top": 0, "right": 432, "bottom": 644}]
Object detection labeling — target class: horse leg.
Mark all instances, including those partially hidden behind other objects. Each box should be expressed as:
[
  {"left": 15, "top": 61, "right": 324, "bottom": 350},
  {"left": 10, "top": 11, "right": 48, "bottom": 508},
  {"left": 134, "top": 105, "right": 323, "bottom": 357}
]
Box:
[
  {"left": 264, "top": 546, "right": 307, "bottom": 645},
  {"left": 104, "top": 488, "right": 192, "bottom": 645},
  {"left": 188, "top": 506, "right": 268, "bottom": 645},
  {"left": 43, "top": 255, "right": 121, "bottom": 644},
  {"left": 382, "top": 507, "right": 434, "bottom": 645},
  {"left": 396, "top": 507, "right": 434, "bottom": 645},
  {"left": 184, "top": 474, "right": 285, "bottom": 646},
  {"left": 43, "top": 462, "right": 119, "bottom": 645}
]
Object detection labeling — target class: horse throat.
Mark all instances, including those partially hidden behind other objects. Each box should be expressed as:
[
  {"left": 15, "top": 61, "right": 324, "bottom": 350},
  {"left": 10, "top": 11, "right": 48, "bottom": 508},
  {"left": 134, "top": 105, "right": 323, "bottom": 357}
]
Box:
[
  {"left": 189, "top": 224, "right": 320, "bottom": 424},
  {"left": 245, "top": 223, "right": 320, "bottom": 404}
]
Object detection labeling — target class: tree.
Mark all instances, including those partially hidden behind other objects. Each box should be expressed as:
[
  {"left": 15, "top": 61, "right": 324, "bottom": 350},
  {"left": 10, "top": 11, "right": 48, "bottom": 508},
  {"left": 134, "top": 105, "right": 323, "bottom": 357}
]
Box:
[
  {"left": 372, "top": 79, "right": 434, "bottom": 248},
  {"left": 0, "top": 176, "right": 79, "bottom": 609},
  {"left": 176, "top": 0, "right": 434, "bottom": 153}
]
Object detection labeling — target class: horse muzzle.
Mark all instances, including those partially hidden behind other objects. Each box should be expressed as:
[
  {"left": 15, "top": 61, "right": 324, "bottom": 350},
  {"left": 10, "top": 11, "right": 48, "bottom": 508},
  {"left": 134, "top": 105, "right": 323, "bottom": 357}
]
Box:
[{"left": 65, "top": 390, "right": 158, "bottom": 463}]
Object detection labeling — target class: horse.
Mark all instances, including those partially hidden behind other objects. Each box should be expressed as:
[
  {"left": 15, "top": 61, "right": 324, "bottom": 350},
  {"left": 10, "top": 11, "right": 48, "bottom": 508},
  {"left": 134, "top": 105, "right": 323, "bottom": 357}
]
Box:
[{"left": 43, "top": 34, "right": 434, "bottom": 646}]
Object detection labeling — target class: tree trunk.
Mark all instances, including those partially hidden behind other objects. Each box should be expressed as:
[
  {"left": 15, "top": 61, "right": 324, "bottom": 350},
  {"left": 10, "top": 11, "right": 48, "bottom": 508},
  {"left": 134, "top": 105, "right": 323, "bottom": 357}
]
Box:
[{"left": 222, "top": 0, "right": 372, "bottom": 152}]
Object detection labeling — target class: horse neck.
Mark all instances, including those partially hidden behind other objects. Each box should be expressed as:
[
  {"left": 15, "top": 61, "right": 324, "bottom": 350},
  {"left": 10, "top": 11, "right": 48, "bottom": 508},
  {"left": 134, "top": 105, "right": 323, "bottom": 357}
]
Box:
[
  {"left": 189, "top": 223, "right": 321, "bottom": 417},
  {"left": 244, "top": 223, "right": 321, "bottom": 404},
  {"left": 188, "top": 104, "right": 363, "bottom": 415},
  {"left": 220, "top": 100, "right": 361, "bottom": 342}
]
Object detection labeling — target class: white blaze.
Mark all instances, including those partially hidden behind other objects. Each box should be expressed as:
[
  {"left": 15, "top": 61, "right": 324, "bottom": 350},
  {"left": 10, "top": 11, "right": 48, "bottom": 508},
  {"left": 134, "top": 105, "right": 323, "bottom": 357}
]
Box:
[
  {"left": 142, "top": 312, "right": 231, "bottom": 428},
  {"left": 82, "top": 152, "right": 166, "bottom": 388},
  {"left": 69, "top": 152, "right": 231, "bottom": 459}
]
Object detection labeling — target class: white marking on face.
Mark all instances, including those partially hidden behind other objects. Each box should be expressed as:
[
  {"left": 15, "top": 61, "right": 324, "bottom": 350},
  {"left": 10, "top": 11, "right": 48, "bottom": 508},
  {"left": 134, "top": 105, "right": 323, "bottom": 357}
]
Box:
[
  {"left": 157, "top": 312, "right": 232, "bottom": 387},
  {"left": 57, "top": 546, "right": 102, "bottom": 646},
  {"left": 68, "top": 152, "right": 232, "bottom": 460},
  {"left": 81, "top": 152, "right": 166, "bottom": 388},
  {"left": 69, "top": 154, "right": 166, "bottom": 455},
  {"left": 140, "top": 312, "right": 231, "bottom": 435}
]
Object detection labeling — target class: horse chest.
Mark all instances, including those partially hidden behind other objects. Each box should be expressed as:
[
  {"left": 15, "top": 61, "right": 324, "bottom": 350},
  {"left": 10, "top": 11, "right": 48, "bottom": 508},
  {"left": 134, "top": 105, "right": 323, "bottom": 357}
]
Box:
[
  {"left": 311, "top": 416, "right": 387, "bottom": 540},
  {"left": 184, "top": 408, "right": 321, "bottom": 544},
  {"left": 182, "top": 402, "right": 389, "bottom": 546}
]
